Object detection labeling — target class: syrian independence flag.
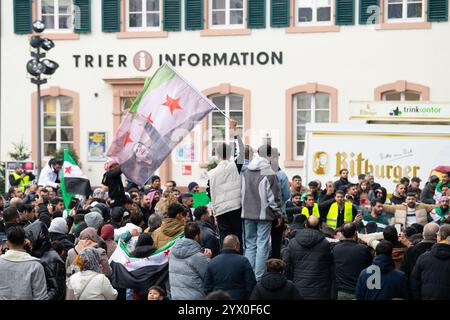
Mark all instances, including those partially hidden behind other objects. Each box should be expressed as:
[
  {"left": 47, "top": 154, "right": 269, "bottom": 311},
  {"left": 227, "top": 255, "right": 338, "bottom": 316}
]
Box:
[
  {"left": 109, "top": 233, "right": 184, "bottom": 296},
  {"left": 61, "top": 149, "right": 92, "bottom": 210},
  {"left": 107, "top": 63, "right": 215, "bottom": 186}
]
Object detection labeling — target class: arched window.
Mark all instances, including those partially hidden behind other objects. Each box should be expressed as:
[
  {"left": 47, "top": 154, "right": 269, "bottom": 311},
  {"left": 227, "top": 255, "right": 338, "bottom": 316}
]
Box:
[
  {"left": 374, "top": 81, "right": 430, "bottom": 101},
  {"left": 208, "top": 93, "right": 244, "bottom": 156},
  {"left": 285, "top": 83, "right": 337, "bottom": 167},
  {"left": 201, "top": 84, "right": 251, "bottom": 166},
  {"left": 31, "top": 87, "right": 80, "bottom": 161}
]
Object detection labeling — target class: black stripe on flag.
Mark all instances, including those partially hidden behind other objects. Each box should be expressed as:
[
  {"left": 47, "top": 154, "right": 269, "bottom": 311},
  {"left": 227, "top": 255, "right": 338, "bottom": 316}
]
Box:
[{"left": 64, "top": 177, "right": 92, "bottom": 196}]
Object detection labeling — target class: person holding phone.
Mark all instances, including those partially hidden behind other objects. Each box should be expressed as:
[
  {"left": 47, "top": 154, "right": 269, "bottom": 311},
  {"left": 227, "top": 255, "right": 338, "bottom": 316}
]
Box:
[{"left": 9, "top": 166, "right": 36, "bottom": 192}]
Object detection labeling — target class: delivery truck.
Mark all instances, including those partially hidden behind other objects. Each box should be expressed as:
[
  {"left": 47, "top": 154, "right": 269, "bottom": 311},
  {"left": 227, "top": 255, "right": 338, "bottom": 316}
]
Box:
[{"left": 304, "top": 123, "right": 450, "bottom": 193}]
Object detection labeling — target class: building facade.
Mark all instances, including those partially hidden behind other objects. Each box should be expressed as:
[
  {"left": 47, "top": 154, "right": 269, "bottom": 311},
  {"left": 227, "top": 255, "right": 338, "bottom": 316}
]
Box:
[{"left": 1, "top": 0, "right": 449, "bottom": 187}]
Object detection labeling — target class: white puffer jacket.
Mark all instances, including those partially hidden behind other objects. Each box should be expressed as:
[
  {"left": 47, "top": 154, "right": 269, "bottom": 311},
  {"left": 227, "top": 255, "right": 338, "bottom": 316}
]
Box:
[{"left": 208, "top": 160, "right": 242, "bottom": 217}]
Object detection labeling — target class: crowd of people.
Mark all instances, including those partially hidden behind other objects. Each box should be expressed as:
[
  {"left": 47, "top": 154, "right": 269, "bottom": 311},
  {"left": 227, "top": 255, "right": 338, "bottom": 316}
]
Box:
[{"left": 0, "top": 120, "right": 449, "bottom": 300}]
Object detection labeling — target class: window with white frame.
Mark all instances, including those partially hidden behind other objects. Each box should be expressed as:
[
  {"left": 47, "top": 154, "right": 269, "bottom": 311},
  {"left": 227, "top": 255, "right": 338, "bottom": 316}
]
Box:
[
  {"left": 42, "top": 96, "right": 74, "bottom": 158},
  {"left": 208, "top": 94, "right": 244, "bottom": 156},
  {"left": 382, "top": 90, "right": 421, "bottom": 101},
  {"left": 39, "top": 0, "right": 73, "bottom": 31},
  {"left": 294, "top": 92, "right": 330, "bottom": 158},
  {"left": 296, "top": 0, "right": 332, "bottom": 25},
  {"left": 210, "top": 0, "right": 244, "bottom": 28},
  {"left": 120, "top": 97, "right": 135, "bottom": 122},
  {"left": 127, "top": 0, "right": 161, "bottom": 30},
  {"left": 386, "top": 0, "right": 424, "bottom": 22}
]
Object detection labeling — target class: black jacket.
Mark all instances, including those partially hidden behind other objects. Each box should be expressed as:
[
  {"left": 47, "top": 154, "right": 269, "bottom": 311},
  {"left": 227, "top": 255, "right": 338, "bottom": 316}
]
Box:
[
  {"left": 332, "top": 240, "right": 372, "bottom": 293},
  {"left": 411, "top": 243, "right": 450, "bottom": 300},
  {"left": 197, "top": 221, "right": 220, "bottom": 258},
  {"left": 49, "top": 232, "right": 75, "bottom": 262},
  {"left": 390, "top": 195, "right": 406, "bottom": 205},
  {"left": 319, "top": 192, "right": 335, "bottom": 204},
  {"left": 25, "top": 221, "right": 66, "bottom": 300},
  {"left": 283, "top": 228, "right": 334, "bottom": 299},
  {"left": 420, "top": 183, "right": 436, "bottom": 205},
  {"left": 400, "top": 240, "right": 435, "bottom": 279},
  {"left": 250, "top": 272, "right": 302, "bottom": 300},
  {"left": 334, "top": 178, "right": 349, "bottom": 192},
  {"left": 102, "top": 167, "right": 125, "bottom": 205},
  {"left": 286, "top": 201, "right": 302, "bottom": 224},
  {"left": 204, "top": 249, "right": 256, "bottom": 300},
  {"left": 356, "top": 254, "right": 408, "bottom": 300}
]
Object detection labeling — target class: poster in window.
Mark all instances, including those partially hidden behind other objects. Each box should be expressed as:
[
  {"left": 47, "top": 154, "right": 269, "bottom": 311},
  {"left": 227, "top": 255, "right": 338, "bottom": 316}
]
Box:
[
  {"left": 175, "top": 140, "right": 196, "bottom": 162},
  {"left": 88, "top": 132, "right": 107, "bottom": 161}
]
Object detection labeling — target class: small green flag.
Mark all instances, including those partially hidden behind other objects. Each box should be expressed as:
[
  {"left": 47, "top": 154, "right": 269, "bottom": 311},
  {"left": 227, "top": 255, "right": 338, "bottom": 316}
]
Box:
[{"left": 192, "top": 192, "right": 210, "bottom": 208}]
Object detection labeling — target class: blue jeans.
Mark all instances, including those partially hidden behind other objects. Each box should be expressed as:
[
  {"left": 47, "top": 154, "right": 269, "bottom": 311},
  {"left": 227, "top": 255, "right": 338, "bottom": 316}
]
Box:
[{"left": 243, "top": 219, "right": 272, "bottom": 281}]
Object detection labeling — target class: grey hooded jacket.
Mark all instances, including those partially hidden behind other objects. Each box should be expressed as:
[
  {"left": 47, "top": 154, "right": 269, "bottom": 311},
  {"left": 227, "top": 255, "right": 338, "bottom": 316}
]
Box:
[
  {"left": 241, "top": 157, "right": 281, "bottom": 221},
  {"left": 0, "top": 249, "right": 48, "bottom": 300},
  {"left": 168, "top": 237, "right": 209, "bottom": 300}
]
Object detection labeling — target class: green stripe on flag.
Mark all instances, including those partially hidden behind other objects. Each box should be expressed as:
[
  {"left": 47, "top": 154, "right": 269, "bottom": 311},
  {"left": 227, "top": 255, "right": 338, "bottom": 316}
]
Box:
[
  {"left": 61, "top": 149, "right": 75, "bottom": 211},
  {"left": 118, "top": 232, "right": 184, "bottom": 258},
  {"left": 129, "top": 64, "right": 177, "bottom": 113}
]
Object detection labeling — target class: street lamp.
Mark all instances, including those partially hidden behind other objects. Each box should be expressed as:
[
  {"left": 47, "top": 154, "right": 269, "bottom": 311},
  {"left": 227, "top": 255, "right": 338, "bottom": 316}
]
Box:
[{"left": 27, "top": 20, "right": 59, "bottom": 179}]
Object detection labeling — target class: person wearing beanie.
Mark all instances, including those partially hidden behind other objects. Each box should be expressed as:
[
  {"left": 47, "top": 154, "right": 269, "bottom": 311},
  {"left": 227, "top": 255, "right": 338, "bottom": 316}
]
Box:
[
  {"left": 49, "top": 217, "right": 74, "bottom": 262},
  {"left": 188, "top": 182, "right": 200, "bottom": 193},
  {"left": 49, "top": 217, "right": 68, "bottom": 235},
  {"left": 148, "top": 175, "right": 162, "bottom": 193},
  {"left": 100, "top": 224, "right": 117, "bottom": 258},
  {"left": 84, "top": 212, "right": 104, "bottom": 231},
  {"left": 93, "top": 203, "right": 110, "bottom": 223},
  {"left": 110, "top": 207, "right": 125, "bottom": 229}
]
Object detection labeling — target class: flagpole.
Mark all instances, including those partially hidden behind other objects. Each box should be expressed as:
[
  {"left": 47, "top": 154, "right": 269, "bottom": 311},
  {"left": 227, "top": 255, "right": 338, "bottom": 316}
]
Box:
[
  {"left": 212, "top": 105, "right": 231, "bottom": 121},
  {"left": 162, "top": 63, "right": 232, "bottom": 122}
]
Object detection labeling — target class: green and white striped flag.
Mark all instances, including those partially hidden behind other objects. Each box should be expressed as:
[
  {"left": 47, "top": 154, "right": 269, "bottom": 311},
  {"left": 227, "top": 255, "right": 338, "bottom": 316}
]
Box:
[
  {"left": 61, "top": 149, "right": 91, "bottom": 210},
  {"left": 107, "top": 63, "right": 215, "bottom": 186}
]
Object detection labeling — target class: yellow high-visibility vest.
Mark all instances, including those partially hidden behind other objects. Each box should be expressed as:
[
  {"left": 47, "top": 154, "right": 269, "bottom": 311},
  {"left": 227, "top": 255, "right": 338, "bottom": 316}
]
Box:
[
  {"left": 12, "top": 172, "right": 30, "bottom": 191},
  {"left": 301, "top": 203, "right": 320, "bottom": 219},
  {"left": 326, "top": 202, "right": 353, "bottom": 230}
]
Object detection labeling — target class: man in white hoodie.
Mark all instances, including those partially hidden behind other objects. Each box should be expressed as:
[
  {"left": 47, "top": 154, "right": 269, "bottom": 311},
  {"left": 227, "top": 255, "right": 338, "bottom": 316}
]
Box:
[
  {"left": 38, "top": 158, "right": 62, "bottom": 189},
  {"left": 0, "top": 226, "right": 48, "bottom": 300},
  {"left": 241, "top": 144, "right": 282, "bottom": 281}
]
